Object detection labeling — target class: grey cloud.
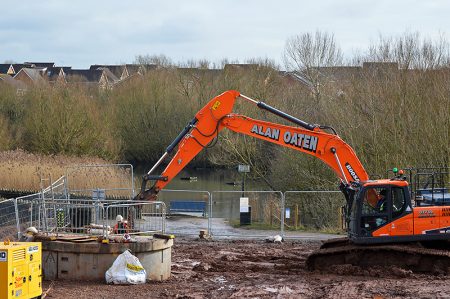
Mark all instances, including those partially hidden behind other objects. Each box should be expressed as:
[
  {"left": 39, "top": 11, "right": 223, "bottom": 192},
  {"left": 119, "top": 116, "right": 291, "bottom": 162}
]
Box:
[{"left": 1, "top": 0, "right": 449, "bottom": 67}]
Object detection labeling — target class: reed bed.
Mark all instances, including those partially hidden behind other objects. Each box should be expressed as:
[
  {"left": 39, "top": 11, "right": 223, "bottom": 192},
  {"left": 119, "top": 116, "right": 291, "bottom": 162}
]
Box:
[{"left": 0, "top": 149, "right": 133, "bottom": 197}]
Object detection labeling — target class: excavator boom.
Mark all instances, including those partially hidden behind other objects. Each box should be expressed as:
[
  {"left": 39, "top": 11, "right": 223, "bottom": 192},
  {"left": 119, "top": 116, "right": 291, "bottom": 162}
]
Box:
[{"left": 137, "top": 90, "right": 368, "bottom": 200}]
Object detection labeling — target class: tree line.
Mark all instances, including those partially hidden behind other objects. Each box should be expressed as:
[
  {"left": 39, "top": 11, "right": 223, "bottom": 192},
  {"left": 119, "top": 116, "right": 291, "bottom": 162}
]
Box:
[{"left": 0, "top": 31, "right": 448, "bottom": 190}]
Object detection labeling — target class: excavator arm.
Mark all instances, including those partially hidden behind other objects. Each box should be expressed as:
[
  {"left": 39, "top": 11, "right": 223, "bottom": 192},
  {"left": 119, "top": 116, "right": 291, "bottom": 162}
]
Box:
[{"left": 137, "top": 90, "right": 369, "bottom": 200}]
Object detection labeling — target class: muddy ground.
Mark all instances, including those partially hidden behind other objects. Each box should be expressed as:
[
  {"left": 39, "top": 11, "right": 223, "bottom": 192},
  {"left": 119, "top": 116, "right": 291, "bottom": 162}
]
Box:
[{"left": 41, "top": 237, "right": 450, "bottom": 299}]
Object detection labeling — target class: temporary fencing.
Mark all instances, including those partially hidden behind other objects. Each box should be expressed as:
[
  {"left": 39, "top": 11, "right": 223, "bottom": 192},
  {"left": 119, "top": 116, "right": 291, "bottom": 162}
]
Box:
[
  {"left": 210, "top": 191, "right": 284, "bottom": 238},
  {"left": 2, "top": 165, "right": 348, "bottom": 239},
  {"left": 158, "top": 189, "right": 211, "bottom": 236},
  {"left": 0, "top": 198, "right": 20, "bottom": 239},
  {"left": 284, "top": 190, "right": 345, "bottom": 232},
  {"left": 10, "top": 175, "right": 67, "bottom": 237},
  {"left": 104, "top": 201, "right": 166, "bottom": 237},
  {"left": 3, "top": 169, "right": 167, "bottom": 238},
  {"left": 11, "top": 197, "right": 167, "bottom": 237},
  {"left": 0, "top": 198, "right": 15, "bottom": 227}
]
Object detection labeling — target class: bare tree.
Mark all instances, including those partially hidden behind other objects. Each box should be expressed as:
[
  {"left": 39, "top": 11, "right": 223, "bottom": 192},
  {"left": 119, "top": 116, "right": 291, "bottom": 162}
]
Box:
[
  {"left": 179, "top": 59, "right": 212, "bottom": 69},
  {"left": 366, "top": 32, "right": 449, "bottom": 70},
  {"left": 283, "top": 31, "right": 343, "bottom": 101},
  {"left": 134, "top": 54, "right": 173, "bottom": 68}
]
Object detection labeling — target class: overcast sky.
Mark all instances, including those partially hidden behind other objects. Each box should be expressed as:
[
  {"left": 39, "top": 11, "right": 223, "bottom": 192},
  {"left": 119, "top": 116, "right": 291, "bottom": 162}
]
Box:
[{"left": 1, "top": 0, "right": 449, "bottom": 68}]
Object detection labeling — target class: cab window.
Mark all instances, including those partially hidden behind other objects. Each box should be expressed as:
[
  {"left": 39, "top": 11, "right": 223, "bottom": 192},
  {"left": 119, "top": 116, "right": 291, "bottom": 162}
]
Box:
[
  {"left": 391, "top": 187, "right": 406, "bottom": 217},
  {"left": 362, "top": 187, "right": 388, "bottom": 215},
  {"left": 360, "top": 187, "right": 389, "bottom": 232}
]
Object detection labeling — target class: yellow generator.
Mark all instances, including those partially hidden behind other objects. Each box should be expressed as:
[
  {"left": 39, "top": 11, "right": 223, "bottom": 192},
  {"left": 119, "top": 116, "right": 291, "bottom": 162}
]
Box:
[{"left": 0, "top": 241, "right": 42, "bottom": 299}]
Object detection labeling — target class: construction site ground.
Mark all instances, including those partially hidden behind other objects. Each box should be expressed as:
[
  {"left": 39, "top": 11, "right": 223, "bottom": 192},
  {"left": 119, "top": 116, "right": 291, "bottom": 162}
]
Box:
[{"left": 42, "top": 237, "right": 450, "bottom": 299}]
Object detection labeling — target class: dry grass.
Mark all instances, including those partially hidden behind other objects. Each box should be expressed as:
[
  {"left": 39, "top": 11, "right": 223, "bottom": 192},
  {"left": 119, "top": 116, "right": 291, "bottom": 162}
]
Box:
[{"left": 0, "top": 149, "right": 133, "bottom": 197}]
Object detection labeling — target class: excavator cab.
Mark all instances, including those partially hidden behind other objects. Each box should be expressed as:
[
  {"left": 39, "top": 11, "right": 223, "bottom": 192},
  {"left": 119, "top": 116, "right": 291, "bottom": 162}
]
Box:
[{"left": 347, "top": 179, "right": 413, "bottom": 244}]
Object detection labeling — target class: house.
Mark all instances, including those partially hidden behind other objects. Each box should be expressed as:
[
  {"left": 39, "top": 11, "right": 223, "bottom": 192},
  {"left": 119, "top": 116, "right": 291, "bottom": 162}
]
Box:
[
  {"left": 113, "top": 72, "right": 143, "bottom": 89},
  {"left": 309, "top": 62, "right": 399, "bottom": 83},
  {"left": 224, "top": 63, "right": 258, "bottom": 70},
  {"left": 282, "top": 62, "right": 401, "bottom": 94},
  {"left": 99, "top": 68, "right": 120, "bottom": 85},
  {"left": 13, "top": 68, "right": 46, "bottom": 86},
  {"left": 65, "top": 69, "right": 104, "bottom": 84},
  {"left": 175, "top": 67, "right": 222, "bottom": 91},
  {"left": 11, "top": 63, "right": 35, "bottom": 75},
  {"left": 280, "top": 71, "right": 315, "bottom": 91},
  {"left": 45, "top": 66, "right": 71, "bottom": 84},
  {"left": 89, "top": 64, "right": 158, "bottom": 81},
  {"left": 125, "top": 64, "right": 157, "bottom": 76},
  {"left": 90, "top": 65, "right": 127, "bottom": 80},
  {"left": 0, "top": 64, "right": 15, "bottom": 76},
  {"left": 65, "top": 68, "right": 118, "bottom": 89},
  {"left": 24, "top": 62, "right": 55, "bottom": 68},
  {"left": 362, "top": 62, "right": 399, "bottom": 73},
  {"left": 223, "top": 64, "right": 260, "bottom": 72},
  {"left": 310, "top": 66, "right": 362, "bottom": 84}
]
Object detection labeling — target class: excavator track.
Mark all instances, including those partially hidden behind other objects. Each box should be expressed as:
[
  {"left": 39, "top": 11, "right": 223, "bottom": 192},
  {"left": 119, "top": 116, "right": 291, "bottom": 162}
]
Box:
[{"left": 307, "top": 238, "right": 450, "bottom": 274}]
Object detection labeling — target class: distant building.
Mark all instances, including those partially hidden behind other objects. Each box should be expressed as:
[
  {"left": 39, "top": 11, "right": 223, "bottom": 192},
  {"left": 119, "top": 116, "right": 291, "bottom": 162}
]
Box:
[
  {"left": 280, "top": 71, "right": 315, "bottom": 92},
  {"left": 65, "top": 68, "right": 118, "bottom": 89},
  {"left": 14, "top": 68, "right": 47, "bottom": 86},
  {"left": 113, "top": 73, "right": 143, "bottom": 89},
  {"left": 126, "top": 64, "right": 157, "bottom": 75},
  {"left": 362, "top": 62, "right": 399, "bottom": 72},
  {"left": 224, "top": 64, "right": 259, "bottom": 71},
  {"left": 45, "top": 66, "right": 72, "bottom": 85},
  {"left": 11, "top": 64, "right": 35, "bottom": 75},
  {"left": 24, "top": 62, "right": 55, "bottom": 68},
  {"left": 1, "top": 60, "right": 405, "bottom": 92},
  {"left": 89, "top": 64, "right": 157, "bottom": 81},
  {"left": 0, "top": 64, "right": 15, "bottom": 76},
  {"left": 90, "top": 65, "right": 127, "bottom": 80},
  {"left": 281, "top": 62, "right": 401, "bottom": 94}
]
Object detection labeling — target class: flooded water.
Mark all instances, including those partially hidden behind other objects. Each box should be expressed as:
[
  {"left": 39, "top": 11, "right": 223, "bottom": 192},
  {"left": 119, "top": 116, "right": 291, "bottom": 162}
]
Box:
[
  {"left": 134, "top": 168, "right": 343, "bottom": 237},
  {"left": 135, "top": 167, "right": 279, "bottom": 233},
  {"left": 136, "top": 167, "right": 269, "bottom": 192}
]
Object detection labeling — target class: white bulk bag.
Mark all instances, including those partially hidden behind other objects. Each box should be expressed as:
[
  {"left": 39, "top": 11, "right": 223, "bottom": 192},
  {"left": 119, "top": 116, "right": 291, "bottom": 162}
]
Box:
[{"left": 105, "top": 250, "right": 146, "bottom": 284}]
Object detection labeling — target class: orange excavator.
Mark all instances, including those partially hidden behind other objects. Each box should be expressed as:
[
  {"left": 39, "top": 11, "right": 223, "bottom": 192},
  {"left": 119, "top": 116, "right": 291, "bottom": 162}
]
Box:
[{"left": 137, "top": 90, "right": 450, "bottom": 272}]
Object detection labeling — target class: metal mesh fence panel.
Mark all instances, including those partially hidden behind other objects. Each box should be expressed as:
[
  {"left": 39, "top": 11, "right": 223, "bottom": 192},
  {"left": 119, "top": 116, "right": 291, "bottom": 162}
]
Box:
[
  {"left": 105, "top": 201, "right": 166, "bottom": 236},
  {"left": 7, "top": 175, "right": 67, "bottom": 237},
  {"left": 20, "top": 199, "right": 167, "bottom": 237},
  {"left": 0, "top": 199, "right": 16, "bottom": 227},
  {"left": 41, "top": 198, "right": 110, "bottom": 235},
  {"left": 158, "top": 189, "right": 210, "bottom": 236},
  {"left": 210, "top": 191, "right": 283, "bottom": 238},
  {"left": 284, "top": 191, "right": 345, "bottom": 232},
  {"left": 15, "top": 198, "right": 42, "bottom": 235},
  {"left": 4, "top": 170, "right": 348, "bottom": 241},
  {"left": 0, "top": 199, "right": 23, "bottom": 239}
]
